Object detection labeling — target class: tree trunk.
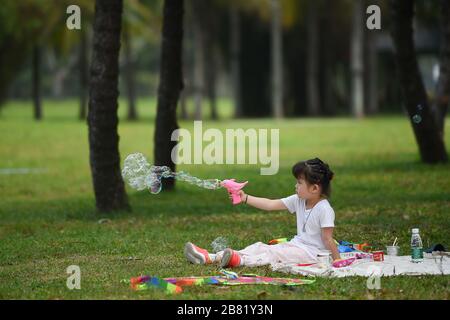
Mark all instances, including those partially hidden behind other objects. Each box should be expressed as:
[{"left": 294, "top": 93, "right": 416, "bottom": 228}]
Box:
[
  {"left": 321, "top": 0, "right": 336, "bottom": 116},
  {"left": 180, "top": 7, "right": 191, "bottom": 121},
  {"left": 191, "top": 0, "right": 204, "bottom": 121},
  {"left": 154, "top": 0, "right": 184, "bottom": 191},
  {"left": 32, "top": 45, "right": 42, "bottom": 120},
  {"left": 351, "top": 0, "right": 364, "bottom": 118},
  {"left": 123, "top": 23, "right": 137, "bottom": 121},
  {"left": 365, "top": 29, "right": 379, "bottom": 115},
  {"left": 79, "top": 28, "right": 89, "bottom": 120},
  {"left": 306, "top": 1, "right": 320, "bottom": 116},
  {"left": 230, "top": 4, "right": 242, "bottom": 118},
  {"left": 88, "top": 0, "right": 129, "bottom": 212},
  {"left": 389, "top": 0, "right": 448, "bottom": 163},
  {"left": 270, "top": 0, "right": 283, "bottom": 118},
  {"left": 203, "top": 4, "right": 218, "bottom": 121},
  {"left": 432, "top": 0, "right": 450, "bottom": 137}
]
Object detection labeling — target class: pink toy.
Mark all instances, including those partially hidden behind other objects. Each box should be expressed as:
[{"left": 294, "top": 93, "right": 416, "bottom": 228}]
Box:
[
  {"left": 332, "top": 257, "right": 356, "bottom": 268},
  {"left": 221, "top": 179, "right": 248, "bottom": 205}
]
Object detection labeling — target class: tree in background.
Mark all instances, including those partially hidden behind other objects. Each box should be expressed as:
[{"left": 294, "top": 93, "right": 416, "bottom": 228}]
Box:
[
  {"left": 270, "top": 0, "right": 284, "bottom": 118},
  {"left": 431, "top": 0, "right": 450, "bottom": 138},
  {"left": 389, "top": 0, "right": 448, "bottom": 163},
  {"left": 190, "top": 0, "right": 205, "bottom": 121},
  {"left": 0, "top": 1, "right": 38, "bottom": 109},
  {"left": 0, "top": 0, "right": 94, "bottom": 119},
  {"left": 229, "top": 1, "right": 242, "bottom": 118},
  {"left": 351, "top": 0, "right": 365, "bottom": 119},
  {"left": 306, "top": 0, "right": 320, "bottom": 116},
  {"left": 122, "top": 22, "right": 138, "bottom": 121},
  {"left": 121, "top": 0, "right": 162, "bottom": 121},
  {"left": 154, "top": 0, "right": 184, "bottom": 191},
  {"left": 78, "top": 26, "right": 89, "bottom": 120},
  {"left": 32, "top": 45, "right": 42, "bottom": 120},
  {"left": 88, "top": 0, "right": 129, "bottom": 212}
]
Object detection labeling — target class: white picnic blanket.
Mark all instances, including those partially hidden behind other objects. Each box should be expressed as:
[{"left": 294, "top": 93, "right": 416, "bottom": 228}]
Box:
[{"left": 271, "top": 254, "right": 450, "bottom": 278}]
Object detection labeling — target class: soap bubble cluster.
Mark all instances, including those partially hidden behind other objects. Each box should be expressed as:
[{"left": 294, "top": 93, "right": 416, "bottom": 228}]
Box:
[
  {"left": 211, "top": 236, "right": 229, "bottom": 253},
  {"left": 122, "top": 152, "right": 222, "bottom": 194},
  {"left": 412, "top": 104, "right": 423, "bottom": 124},
  {"left": 412, "top": 114, "right": 422, "bottom": 124}
]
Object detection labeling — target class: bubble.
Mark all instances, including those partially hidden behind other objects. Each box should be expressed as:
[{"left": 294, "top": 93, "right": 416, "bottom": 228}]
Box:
[
  {"left": 148, "top": 174, "right": 162, "bottom": 194},
  {"left": 122, "top": 152, "right": 222, "bottom": 193},
  {"left": 417, "top": 104, "right": 423, "bottom": 111},
  {"left": 412, "top": 114, "right": 422, "bottom": 124},
  {"left": 122, "top": 153, "right": 153, "bottom": 191},
  {"left": 211, "top": 236, "right": 228, "bottom": 253}
]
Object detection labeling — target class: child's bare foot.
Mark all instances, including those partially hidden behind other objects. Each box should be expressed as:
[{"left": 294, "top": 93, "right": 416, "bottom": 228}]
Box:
[
  {"left": 220, "top": 248, "right": 242, "bottom": 268},
  {"left": 184, "top": 242, "right": 212, "bottom": 265}
]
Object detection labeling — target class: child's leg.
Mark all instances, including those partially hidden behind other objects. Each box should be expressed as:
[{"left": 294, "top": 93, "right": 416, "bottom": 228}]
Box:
[
  {"left": 215, "top": 242, "right": 270, "bottom": 265},
  {"left": 218, "top": 242, "right": 285, "bottom": 267},
  {"left": 220, "top": 242, "right": 317, "bottom": 267},
  {"left": 265, "top": 243, "right": 317, "bottom": 265},
  {"left": 238, "top": 241, "right": 272, "bottom": 256},
  {"left": 185, "top": 242, "right": 217, "bottom": 264}
]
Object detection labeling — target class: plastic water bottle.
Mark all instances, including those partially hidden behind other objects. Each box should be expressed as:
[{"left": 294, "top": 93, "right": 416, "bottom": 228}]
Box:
[{"left": 410, "top": 228, "right": 424, "bottom": 263}]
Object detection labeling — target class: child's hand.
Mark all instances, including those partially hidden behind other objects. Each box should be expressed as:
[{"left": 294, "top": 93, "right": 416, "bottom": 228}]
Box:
[
  {"left": 238, "top": 190, "right": 247, "bottom": 203},
  {"left": 229, "top": 190, "right": 247, "bottom": 204}
]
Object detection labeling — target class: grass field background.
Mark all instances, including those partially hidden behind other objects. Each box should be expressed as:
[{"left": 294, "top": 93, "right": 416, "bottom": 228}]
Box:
[{"left": 0, "top": 98, "right": 449, "bottom": 299}]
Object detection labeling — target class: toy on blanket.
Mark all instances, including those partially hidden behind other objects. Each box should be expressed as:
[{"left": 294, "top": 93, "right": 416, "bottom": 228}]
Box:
[
  {"left": 268, "top": 238, "right": 288, "bottom": 245},
  {"left": 332, "top": 257, "right": 356, "bottom": 268},
  {"left": 338, "top": 240, "right": 374, "bottom": 253},
  {"left": 332, "top": 252, "right": 382, "bottom": 268}
]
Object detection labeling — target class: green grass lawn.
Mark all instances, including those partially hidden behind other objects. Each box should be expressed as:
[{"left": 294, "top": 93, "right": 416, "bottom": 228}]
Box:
[{"left": 0, "top": 98, "right": 449, "bottom": 299}]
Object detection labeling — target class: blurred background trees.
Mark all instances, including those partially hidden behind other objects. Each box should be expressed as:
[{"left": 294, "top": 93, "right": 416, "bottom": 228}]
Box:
[{"left": 2, "top": 0, "right": 447, "bottom": 121}]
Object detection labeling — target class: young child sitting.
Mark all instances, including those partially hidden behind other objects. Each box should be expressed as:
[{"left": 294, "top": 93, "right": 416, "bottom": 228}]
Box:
[{"left": 184, "top": 158, "right": 341, "bottom": 268}]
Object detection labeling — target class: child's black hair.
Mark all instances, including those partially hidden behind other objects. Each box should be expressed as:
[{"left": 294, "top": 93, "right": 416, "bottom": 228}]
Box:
[{"left": 292, "top": 158, "right": 334, "bottom": 197}]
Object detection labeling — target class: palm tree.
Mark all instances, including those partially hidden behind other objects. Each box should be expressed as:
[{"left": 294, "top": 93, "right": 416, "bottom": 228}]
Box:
[
  {"left": 88, "top": 0, "right": 129, "bottom": 212},
  {"left": 154, "top": 0, "right": 184, "bottom": 191},
  {"left": 389, "top": 0, "right": 448, "bottom": 163}
]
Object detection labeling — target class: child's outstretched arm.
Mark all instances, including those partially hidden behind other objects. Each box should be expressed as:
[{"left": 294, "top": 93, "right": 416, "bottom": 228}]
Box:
[{"left": 235, "top": 190, "right": 287, "bottom": 211}]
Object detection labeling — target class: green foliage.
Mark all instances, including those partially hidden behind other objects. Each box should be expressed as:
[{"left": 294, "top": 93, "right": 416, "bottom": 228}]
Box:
[{"left": 0, "top": 99, "right": 449, "bottom": 299}]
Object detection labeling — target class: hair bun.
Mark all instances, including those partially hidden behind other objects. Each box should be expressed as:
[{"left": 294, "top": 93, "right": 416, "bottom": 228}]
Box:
[
  {"left": 328, "top": 170, "right": 334, "bottom": 181},
  {"left": 321, "top": 162, "right": 334, "bottom": 181}
]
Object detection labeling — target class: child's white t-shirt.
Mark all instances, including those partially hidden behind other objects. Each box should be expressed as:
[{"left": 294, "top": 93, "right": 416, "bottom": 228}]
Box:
[{"left": 281, "top": 194, "right": 335, "bottom": 259}]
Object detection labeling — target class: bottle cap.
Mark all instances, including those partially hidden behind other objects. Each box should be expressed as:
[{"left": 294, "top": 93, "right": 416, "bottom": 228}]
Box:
[{"left": 412, "top": 228, "right": 419, "bottom": 233}]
